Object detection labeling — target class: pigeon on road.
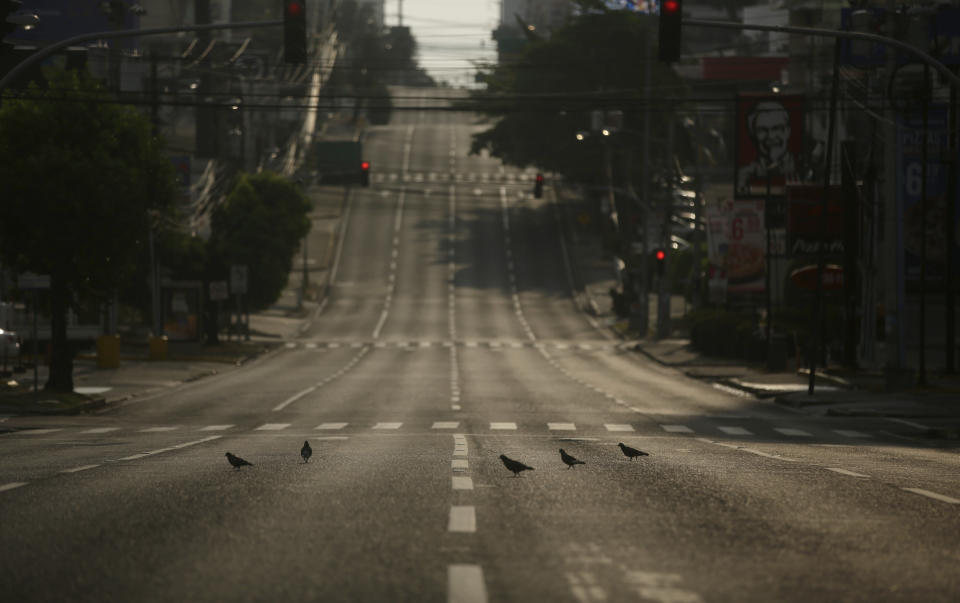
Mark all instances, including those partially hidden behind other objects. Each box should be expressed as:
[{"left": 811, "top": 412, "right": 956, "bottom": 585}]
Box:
[
  {"left": 499, "top": 454, "right": 534, "bottom": 477},
  {"left": 225, "top": 452, "right": 253, "bottom": 470},
  {"left": 559, "top": 448, "right": 585, "bottom": 469},
  {"left": 301, "top": 440, "right": 312, "bottom": 463},
  {"left": 617, "top": 443, "right": 649, "bottom": 460}
]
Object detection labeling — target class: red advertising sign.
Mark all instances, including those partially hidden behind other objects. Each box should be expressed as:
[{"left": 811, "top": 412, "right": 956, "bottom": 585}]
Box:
[
  {"left": 735, "top": 94, "right": 806, "bottom": 198},
  {"left": 786, "top": 184, "right": 845, "bottom": 257},
  {"left": 790, "top": 264, "right": 844, "bottom": 291}
]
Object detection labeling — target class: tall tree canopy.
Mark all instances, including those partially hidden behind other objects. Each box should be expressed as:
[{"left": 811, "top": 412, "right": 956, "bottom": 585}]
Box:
[
  {"left": 0, "top": 69, "right": 178, "bottom": 391},
  {"left": 207, "top": 172, "right": 311, "bottom": 312},
  {"left": 470, "top": 9, "right": 688, "bottom": 188}
]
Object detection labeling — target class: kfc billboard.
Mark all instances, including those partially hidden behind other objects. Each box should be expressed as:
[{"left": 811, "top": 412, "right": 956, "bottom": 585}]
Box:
[{"left": 735, "top": 94, "right": 806, "bottom": 198}]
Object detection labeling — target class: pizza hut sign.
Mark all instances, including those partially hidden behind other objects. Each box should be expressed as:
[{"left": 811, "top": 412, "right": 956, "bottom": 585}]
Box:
[{"left": 787, "top": 184, "right": 845, "bottom": 257}]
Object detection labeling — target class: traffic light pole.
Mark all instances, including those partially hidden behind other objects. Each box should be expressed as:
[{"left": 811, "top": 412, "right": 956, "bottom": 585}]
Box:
[{"left": 0, "top": 20, "right": 282, "bottom": 93}]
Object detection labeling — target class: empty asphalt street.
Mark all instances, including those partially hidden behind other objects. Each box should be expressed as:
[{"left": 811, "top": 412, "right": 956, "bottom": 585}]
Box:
[{"left": 2, "top": 90, "right": 958, "bottom": 603}]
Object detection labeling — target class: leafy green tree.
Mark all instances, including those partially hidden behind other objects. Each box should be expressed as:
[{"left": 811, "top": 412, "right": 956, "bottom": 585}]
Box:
[
  {"left": 471, "top": 9, "right": 687, "bottom": 189},
  {"left": 207, "top": 172, "right": 311, "bottom": 313},
  {"left": 0, "top": 69, "right": 178, "bottom": 391}
]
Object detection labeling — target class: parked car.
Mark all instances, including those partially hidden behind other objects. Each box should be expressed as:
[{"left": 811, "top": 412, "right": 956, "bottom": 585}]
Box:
[{"left": 0, "top": 328, "right": 20, "bottom": 362}]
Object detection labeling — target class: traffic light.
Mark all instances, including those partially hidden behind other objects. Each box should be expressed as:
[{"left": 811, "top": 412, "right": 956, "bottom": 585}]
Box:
[
  {"left": 360, "top": 160, "right": 370, "bottom": 186},
  {"left": 654, "top": 248, "right": 666, "bottom": 277},
  {"left": 283, "top": 0, "right": 307, "bottom": 64},
  {"left": 658, "top": 0, "right": 682, "bottom": 63},
  {"left": 533, "top": 172, "right": 544, "bottom": 198}
]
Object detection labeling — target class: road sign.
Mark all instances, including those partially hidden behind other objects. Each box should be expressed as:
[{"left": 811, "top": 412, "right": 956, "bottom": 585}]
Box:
[
  {"left": 209, "top": 280, "right": 229, "bottom": 301},
  {"left": 230, "top": 265, "right": 248, "bottom": 294},
  {"left": 18, "top": 272, "right": 50, "bottom": 290}
]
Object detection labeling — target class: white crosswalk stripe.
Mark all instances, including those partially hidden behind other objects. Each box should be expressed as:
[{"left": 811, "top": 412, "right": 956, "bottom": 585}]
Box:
[
  {"left": 200, "top": 425, "right": 234, "bottom": 432},
  {"left": 661, "top": 424, "right": 694, "bottom": 433},
  {"left": 316, "top": 422, "right": 348, "bottom": 430},
  {"left": 717, "top": 426, "right": 753, "bottom": 436},
  {"left": 604, "top": 424, "right": 634, "bottom": 432},
  {"left": 255, "top": 423, "right": 291, "bottom": 431},
  {"left": 775, "top": 428, "right": 812, "bottom": 437},
  {"left": 372, "top": 422, "right": 403, "bottom": 429},
  {"left": 490, "top": 422, "right": 517, "bottom": 430},
  {"left": 548, "top": 422, "right": 576, "bottom": 431},
  {"left": 140, "top": 427, "right": 178, "bottom": 433},
  {"left": 833, "top": 429, "right": 871, "bottom": 438}
]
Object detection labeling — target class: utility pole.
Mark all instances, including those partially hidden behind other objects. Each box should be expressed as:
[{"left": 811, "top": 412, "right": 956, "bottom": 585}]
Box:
[{"left": 632, "top": 41, "right": 652, "bottom": 336}]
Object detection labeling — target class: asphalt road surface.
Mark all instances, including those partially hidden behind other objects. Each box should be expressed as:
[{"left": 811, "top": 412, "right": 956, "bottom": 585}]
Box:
[{"left": 2, "top": 89, "right": 958, "bottom": 603}]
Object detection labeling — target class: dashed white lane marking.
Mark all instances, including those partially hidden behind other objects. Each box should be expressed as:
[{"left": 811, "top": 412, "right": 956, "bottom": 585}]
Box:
[
  {"left": 717, "top": 426, "right": 753, "bottom": 436},
  {"left": 490, "top": 422, "right": 517, "bottom": 430},
  {"left": 18, "top": 428, "right": 62, "bottom": 435},
  {"left": 548, "top": 422, "right": 576, "bottom": 431},
  {"left": 316, "top": 422, "right": 348, "bottom": 430},
  {"left": 61, "top": 464, "right": 100, "bottom": 474},
  {"left": 699, "top": 438, "right": 800, "bottom": 462},
  {"left": 775, "top": 428, "right": 812, "bottom": 437},
  {"left": 885, "top": 418, "right": 930, "bottom": 430},
  {"left": 448, "top": 506, "right": 477, "bottom": 533},
  {"left": 0, "top": 482, "right": 28, "bottom": 492},
  {"left": 902, "top": 488, "right": 960, "bottom": 504},
  {"left": 826, "top": 468, "right": 870, "bottom": 478},
  {"left": 117, "top": 435, "right": 222, "bottom": 462},
  {"left": 273, "top": 385, "right": 317, "bottom": 411},
  {"left": 604, "top": 423, "right": 634, "bottom": 432},
  {"left": 452, "top": 476, "right": 474, "bottom": 490},
  {"left": 200, "top": 424, "right": 234, "bottom": 431},
  {"left": 661, "top": 424, "right": 694, "bottom": 434},
  {"left": 433, "top": 421, "right": 460, "bottom": 429},
  {"left": 255, "top": 423, "right": 291, "bottom": 431},
  {"left": 452, "top": 459, "right": 468, "bottom": 471},
  {"left": 139, "top": 426, "right": 178, "bottom": 433},
  {"left": 81, "top": 427, "right": 119, "bottom": 434},
  {"left": 373, "top": 422, "right": 403, "bottom": 429},
  {"left": 833, "top": 429, "right": 871, "bottom": 438},
  {"left": 448, "top": 564, "right": 487, "bottom": 603}
]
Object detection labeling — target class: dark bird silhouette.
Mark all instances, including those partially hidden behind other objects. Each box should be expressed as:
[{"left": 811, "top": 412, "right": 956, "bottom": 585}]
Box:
[
  {"left": 499, "top": 454, "right": 534, "bottom": 477},
  {"left": 225, "top": 452, "right": 253, "bottom": 470},
  {"left": 559, "top": 448, "right": 585, "bottom": 469},
  {"left": 301, "top": 440, "right": 312, "bottom": 463},
  {"left": 618, "top": 443, "right": 649, "bottom": 460}
]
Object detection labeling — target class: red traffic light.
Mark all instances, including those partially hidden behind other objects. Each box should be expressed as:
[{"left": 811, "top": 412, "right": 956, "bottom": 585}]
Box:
[
  {"left": 662, "top": 0, "right": 679, "bottom": 14},
  {"left": 535, "top": 173, "right": 544, "bottom": 183},
  {"left": 655, "top": 249, "right": 666, "bottom": 261},
  {"left": 361, "top": 161, "right": 370, "bottom": 171},
  {"left": 285, "top": 1, "right": 304, "bottom": 16}
]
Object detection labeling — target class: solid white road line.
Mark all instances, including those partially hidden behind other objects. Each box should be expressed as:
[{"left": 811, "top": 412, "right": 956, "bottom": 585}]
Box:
[
  {"left": 433, "top": 421, "right": 460, "bottom": 429},
  {"left": 604, "top": 423, "right": 634, "bottom": 432},
  {"left": 775, "top": 428, "right": 812, "bottom": 437},
  {"left": 826, "top": 468, "right": 870, "bottom": 478},
  {"left": 548, "top": 422, "right": 576, "bottom": 431},
  {"left": 448, "top": 506, "right": 477, "bottom": 533},
  {"left": 886, "top": 417, "right": 930, "bottom": 430},
  {"left": 373, "top": 422, "right": 403, "bottom": 429},
  {"left": 273, "top": 386, "right": 317, "bottom": 411},
  {"left": 902, "top": 487, "right": 960, "bottom": 504},
  {"left": 717, "top": 426, "right": 753, "bottom": 436},
  {"left": 0, "top": 482, "right": 28, "bottom": 492},
  {"left": 661, "top": 424, "right": 694, "bottom": 433},
  {"left": 448, "top": 564, "right": 487, "bottom": 603},
  {"left": 490, "top": 422, "right": 517, "bottom": 430},
  {"left": 316, "top": 422, "right": 348, "bottom": 430},
  {"left": 19, "top": 428, "right": 62, "bottom": 435},
  {"left": 452, "top": 476, "right": 474, "bottom": 490},
  {"left": 200, "top": 424, "right": 234, "bottom": 431},
  {"left": 61, "top": 464, "right": 100, "bottom": 473},
  {"left": 255, "top": 423, "right": 291, "bottom": 431},
  {"left": 81, "top": 427, "right": 119, "bottom": 434}
]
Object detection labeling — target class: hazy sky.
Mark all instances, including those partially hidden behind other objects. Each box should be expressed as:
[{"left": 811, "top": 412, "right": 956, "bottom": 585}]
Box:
[{"left": 385, "top": 0, "right": 500, "bottom": 87}]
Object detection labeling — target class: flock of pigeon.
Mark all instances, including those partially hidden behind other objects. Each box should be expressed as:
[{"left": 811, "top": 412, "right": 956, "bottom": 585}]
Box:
[
  {"left": 224, "top": 440, "right": 649, "bottom": 474},
  {"left": 499, "top": 443, "right": 650, "bottom": 476}
]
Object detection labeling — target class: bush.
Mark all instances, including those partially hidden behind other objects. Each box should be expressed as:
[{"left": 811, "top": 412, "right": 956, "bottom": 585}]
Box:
[{"left": 688, "top": 307, "right": 761, "bottom": 359}]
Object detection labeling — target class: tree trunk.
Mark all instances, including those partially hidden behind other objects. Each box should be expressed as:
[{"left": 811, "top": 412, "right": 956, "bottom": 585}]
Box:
[{"left": 45, "top": 282, "right": 74, "bottom": 392}]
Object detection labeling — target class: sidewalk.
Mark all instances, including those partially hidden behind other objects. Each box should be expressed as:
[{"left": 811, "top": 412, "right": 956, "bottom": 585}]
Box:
[{"left": 554, "top": 185, "right": 960, "bottom": 431}]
